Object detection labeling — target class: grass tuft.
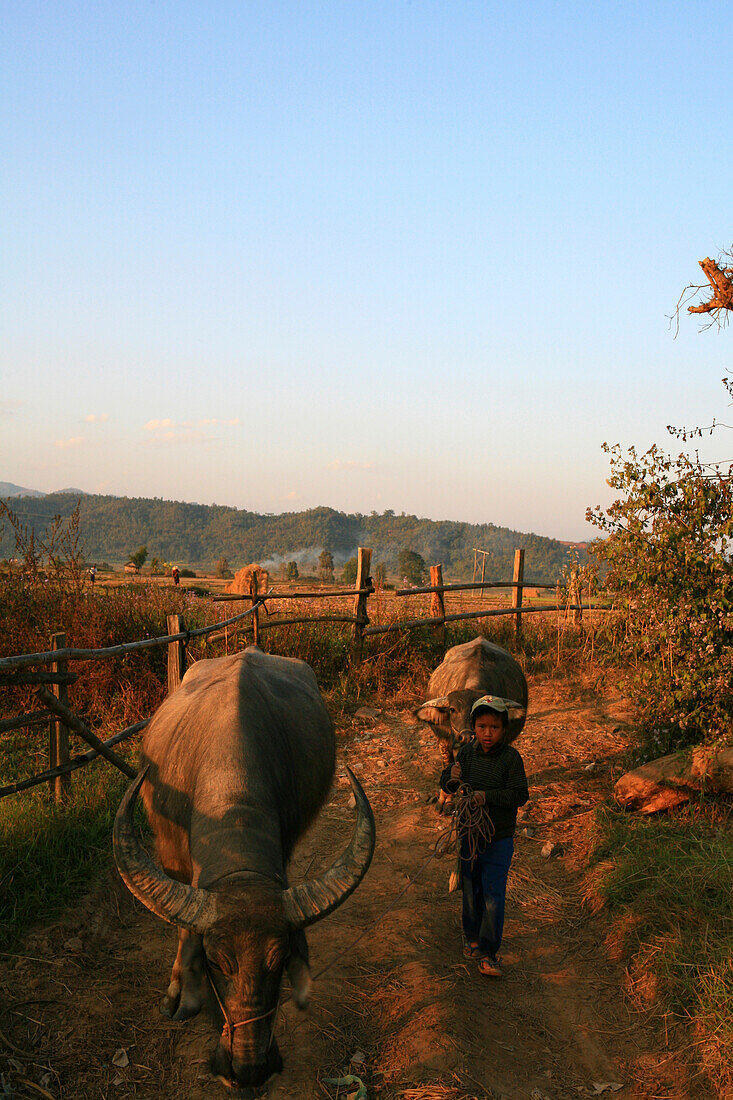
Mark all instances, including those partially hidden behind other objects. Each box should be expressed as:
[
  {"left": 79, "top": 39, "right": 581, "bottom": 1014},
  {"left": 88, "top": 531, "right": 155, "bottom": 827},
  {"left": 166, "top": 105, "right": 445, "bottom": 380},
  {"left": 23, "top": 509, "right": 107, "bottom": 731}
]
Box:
[
  {"left": 0, "top": 767, "right": 131, "bottom": 951},
  {"left": 584, "top": 803, "right": 733, "bottom": 1091}
]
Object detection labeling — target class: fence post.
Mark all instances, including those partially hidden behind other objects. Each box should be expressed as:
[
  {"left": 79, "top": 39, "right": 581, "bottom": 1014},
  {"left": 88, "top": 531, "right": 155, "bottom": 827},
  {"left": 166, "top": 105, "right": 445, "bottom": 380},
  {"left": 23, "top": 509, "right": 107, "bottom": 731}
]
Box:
[
  {"left": 167, "top": 614, "right": 186, "bottom": 694},
  {"left": 430, "top": 564, "right": 446, "bottom": 649},
  {"left": 50, "top": 632, "right": 70, "bottom": 803},
  {"left": 512, "top": 549, "right": 524, "bottom": 640},
  {"left": 352, "top": 547, "right": 372, "bottom": 666},
  {"left": 250, "top": 571, "right": 260, "bottom": 646},
  {"left": 570, "top": 569, "right": 583, "bottom": 625}
]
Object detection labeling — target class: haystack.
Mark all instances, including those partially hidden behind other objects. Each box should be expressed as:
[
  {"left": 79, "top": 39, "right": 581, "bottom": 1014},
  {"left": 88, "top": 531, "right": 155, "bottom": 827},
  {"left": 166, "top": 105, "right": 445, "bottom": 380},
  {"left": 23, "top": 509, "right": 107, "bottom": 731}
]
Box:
[{"left": 225, "top": 564, "right": 270, "bottom": 596}]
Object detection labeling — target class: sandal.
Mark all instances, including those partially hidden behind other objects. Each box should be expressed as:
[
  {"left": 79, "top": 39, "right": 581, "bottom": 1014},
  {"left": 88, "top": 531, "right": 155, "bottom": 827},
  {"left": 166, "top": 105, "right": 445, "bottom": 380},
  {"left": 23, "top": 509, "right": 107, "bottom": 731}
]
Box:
[
  {"left": 462, "top": 942, "right": 485, "bottom": 959},
  {"left": 478, "top": 955, "right": 502, "bottom": 978}
]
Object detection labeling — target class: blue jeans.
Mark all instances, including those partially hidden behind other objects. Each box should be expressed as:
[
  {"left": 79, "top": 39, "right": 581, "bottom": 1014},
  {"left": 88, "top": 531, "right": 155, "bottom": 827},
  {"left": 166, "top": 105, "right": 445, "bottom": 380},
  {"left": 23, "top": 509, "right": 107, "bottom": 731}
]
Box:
[{"left": 460, "top": 836, "right": 514, "bottom": 958}]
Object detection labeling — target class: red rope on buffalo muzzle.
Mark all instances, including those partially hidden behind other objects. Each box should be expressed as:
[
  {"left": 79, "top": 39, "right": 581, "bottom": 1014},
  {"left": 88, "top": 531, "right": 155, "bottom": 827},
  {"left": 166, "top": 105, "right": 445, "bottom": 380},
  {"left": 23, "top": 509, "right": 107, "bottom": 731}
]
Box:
[{"left": 205, "top": 961, "right": 279, "bottom": 1051}]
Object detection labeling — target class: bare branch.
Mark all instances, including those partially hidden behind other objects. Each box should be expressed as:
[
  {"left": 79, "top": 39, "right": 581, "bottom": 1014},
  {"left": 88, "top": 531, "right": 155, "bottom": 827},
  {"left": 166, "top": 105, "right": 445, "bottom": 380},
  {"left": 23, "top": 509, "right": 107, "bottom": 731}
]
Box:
[{"left": 687, "top": 255, "right": 733, "bottom": 323}]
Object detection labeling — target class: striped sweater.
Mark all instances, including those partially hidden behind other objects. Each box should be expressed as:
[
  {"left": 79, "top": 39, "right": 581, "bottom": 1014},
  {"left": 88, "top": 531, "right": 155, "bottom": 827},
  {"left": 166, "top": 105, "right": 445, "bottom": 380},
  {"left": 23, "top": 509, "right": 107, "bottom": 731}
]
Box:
[{"left": 440, "top": 739, "right": 529, "bottom": 841}]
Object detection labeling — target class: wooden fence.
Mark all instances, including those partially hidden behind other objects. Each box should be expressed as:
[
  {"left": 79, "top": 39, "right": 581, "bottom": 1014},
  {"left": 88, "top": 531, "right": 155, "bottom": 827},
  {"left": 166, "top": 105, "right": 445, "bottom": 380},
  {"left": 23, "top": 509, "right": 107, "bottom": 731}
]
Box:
[{"left": 0, "top": 547, "right": 589, "bottom": 804}]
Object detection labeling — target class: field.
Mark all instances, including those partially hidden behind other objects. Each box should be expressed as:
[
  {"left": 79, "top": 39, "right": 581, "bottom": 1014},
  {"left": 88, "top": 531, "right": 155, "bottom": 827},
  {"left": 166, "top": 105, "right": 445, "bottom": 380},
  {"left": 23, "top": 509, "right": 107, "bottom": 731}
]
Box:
[{"left": 0, "top": 580, "right": 729, "bottom": 1099}]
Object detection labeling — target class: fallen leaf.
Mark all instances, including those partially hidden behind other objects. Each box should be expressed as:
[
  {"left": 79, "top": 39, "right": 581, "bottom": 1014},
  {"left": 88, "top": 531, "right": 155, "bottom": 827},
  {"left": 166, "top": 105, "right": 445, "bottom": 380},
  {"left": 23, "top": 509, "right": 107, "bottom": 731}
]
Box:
[{"left": 324, "top": 1074, "right": 368, "bottom": 1099}]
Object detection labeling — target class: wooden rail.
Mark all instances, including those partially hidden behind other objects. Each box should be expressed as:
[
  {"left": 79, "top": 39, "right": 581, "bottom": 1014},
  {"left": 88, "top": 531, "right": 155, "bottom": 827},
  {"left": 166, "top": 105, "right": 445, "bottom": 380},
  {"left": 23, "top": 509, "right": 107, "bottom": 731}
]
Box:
[
  {"left": 212, "top": 586, "right": 372, "bottom": 602},
  {"left": 0, "top": 600, "right": 264, "bottom": 671},
  {"left": 0, "top": 719, "right": 148, "bottom": 799},
  {"left": 363, "top": 603, "right": 590, "bottom": 637},
  {"left": 395, "top": 579, "right": 554, "bottom": 596}
]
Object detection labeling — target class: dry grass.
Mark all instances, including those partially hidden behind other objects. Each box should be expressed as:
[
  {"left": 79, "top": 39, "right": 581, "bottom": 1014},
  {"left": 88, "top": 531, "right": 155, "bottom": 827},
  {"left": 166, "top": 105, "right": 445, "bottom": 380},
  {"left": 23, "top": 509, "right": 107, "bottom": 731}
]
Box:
[
  {"left": 399, "top": 1088, "right": 480, "bottom": 1100},
  {"left": 507, "top": 861, "right": 565, "bottom": 919},
  {"left": 582, "top": 803, "right": 733, "bottom": 1096}
]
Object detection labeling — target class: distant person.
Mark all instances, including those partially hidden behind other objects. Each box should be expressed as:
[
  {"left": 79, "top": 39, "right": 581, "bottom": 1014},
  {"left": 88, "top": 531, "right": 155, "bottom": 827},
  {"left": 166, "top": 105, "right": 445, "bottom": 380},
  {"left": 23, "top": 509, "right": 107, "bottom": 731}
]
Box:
[
  {"left": 440, "top": 695, "right": 529, "bottom": 979},
  {"left": 172, "top": 565, "right": 180, "bottom": 586},
  {"left": 88, "top": 565, "right": 96, "bottom": 586}
]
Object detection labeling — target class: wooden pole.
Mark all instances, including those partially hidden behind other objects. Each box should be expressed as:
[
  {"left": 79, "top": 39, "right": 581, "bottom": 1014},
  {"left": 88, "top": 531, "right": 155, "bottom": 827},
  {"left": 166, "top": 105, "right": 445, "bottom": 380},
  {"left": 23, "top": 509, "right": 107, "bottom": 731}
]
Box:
[
  {"left": 571, "top": 569, "right": 582, "bottom": 625},
  {"left": 430, "top": 564, "right": 446, "bottom": 648},
  {"left": 250, "top": 571, "right": 260, "bottom": 646},
  {"left": 512, "top": 549, "right": 525, "bottom": 640},
  {"left": 167, "top": 614, "right": 186, "bottom": 694},
  {"left": 50, "top": 632, "right": 70, "bottom": 803},
  {"left": 481, "top": 553, "right": 487, "bottom": 598},
  {"left": 37, "top": 687, "right": 137, "bottom": 778},
  {"left": 352, "top": 547, "right": 372, "bottom": 666}
]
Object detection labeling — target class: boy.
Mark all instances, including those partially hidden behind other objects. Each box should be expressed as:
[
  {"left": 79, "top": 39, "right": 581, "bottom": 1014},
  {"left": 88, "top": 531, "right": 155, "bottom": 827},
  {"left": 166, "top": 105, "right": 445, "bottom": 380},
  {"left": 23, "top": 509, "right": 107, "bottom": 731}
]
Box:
[{"left": 440, "top": 694, "right": 529, "bottom": 977}]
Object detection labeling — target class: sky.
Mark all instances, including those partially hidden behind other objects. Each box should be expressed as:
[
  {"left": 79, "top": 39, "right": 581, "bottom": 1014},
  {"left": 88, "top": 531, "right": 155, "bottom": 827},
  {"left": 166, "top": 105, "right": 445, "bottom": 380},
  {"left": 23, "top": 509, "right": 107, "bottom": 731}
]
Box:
[{"left": 2, "top": 1, "right": 732, "bottom": 541}]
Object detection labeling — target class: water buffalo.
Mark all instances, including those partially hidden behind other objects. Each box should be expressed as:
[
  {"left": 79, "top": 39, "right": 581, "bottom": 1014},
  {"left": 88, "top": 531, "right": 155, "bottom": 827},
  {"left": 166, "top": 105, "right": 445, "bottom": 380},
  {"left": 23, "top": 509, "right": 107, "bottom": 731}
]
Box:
[
  {"left": 113, "top": 646, "right": 375, "bottom": 1091},
  {"left": 416, "top": 637, "right": 528, "bottom": 804}
]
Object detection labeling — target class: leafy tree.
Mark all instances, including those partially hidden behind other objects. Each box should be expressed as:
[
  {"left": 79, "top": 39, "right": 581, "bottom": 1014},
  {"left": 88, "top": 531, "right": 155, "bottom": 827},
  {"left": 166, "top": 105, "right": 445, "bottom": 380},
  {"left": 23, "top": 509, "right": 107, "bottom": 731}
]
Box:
[
  {"left": 150, "top": 557, "right": 162, "bottom": 575},
  {"left": 398, "top": 548, "right": 426, "bottom": 586},
  {"left": 318, "top": 550, "right": 334, "bottom": 583},
  {"left": 285, "top": 560, "right": 299, "bottom": 581},
  {"left": 129, "top": 545, "right": 148, "bottom": 570},
  {"left": 588, "top": 446, "right": 732, "bottom": 750},
  {"left": 342, "top": 557, "right": 358, "bottom": 584},
  {"left": 216, "top": 556, "right": 232, "bottom": 579}
]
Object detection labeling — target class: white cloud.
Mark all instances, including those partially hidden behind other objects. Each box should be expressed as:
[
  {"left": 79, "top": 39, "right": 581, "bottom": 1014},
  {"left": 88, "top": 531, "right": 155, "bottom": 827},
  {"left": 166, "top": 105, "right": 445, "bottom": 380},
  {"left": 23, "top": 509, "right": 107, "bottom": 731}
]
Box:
[
  {"left": 83, "top": 413, "right": 109, "bottom": 423},
  {"left": 285, "top": 490, "right": 299, "bottom": 500},
  {"left": 327, "top": 459, "right": 376, "bottom": 471},
  {"left": 143, "top": 428, "right": 210, "bottom": 445},
  {"left": 145, "top": 416, "right": 240, "bottom": 433},
  {"left": 55, "top": 436, "right": 85, "bottom": 449}
]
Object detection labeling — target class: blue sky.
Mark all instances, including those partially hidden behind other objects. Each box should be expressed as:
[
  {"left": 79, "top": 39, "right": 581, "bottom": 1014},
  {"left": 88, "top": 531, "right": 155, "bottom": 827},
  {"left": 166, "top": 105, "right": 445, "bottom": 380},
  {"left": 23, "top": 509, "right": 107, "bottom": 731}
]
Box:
[{"left": 2, "top": 1, "right": 731, "bottom": 539}]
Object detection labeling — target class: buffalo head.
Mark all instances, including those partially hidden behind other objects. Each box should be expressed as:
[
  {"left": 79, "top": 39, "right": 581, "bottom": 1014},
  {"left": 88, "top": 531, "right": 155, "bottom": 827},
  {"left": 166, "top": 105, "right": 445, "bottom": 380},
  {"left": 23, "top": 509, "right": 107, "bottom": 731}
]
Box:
[
  {"left": 415, "top": 689, "right": 526, "bottom": 763},
  {"left": 113, "top": 767, "right": 375, "bottom": 1090}
]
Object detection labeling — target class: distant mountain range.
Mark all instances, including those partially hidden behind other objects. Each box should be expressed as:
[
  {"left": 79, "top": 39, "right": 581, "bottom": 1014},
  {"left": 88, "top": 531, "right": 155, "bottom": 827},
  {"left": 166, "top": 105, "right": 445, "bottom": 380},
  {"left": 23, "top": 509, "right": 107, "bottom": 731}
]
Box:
[
  {"left": 0, "top": 489, "right": 587, "bottom": 582},
  {"left": 0, "top": 481, "right": 86, "bottom": 498},
  {"left": 0, "top": 481, "right": 47, "bottom": 498}
]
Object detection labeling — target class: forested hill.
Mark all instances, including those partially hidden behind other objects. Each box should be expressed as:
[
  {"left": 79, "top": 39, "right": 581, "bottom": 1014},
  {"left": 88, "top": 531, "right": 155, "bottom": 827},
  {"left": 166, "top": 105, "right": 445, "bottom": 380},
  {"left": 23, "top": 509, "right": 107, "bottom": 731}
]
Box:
[{"left": 0, "top": 492, "right": 586, "bottom": 582}]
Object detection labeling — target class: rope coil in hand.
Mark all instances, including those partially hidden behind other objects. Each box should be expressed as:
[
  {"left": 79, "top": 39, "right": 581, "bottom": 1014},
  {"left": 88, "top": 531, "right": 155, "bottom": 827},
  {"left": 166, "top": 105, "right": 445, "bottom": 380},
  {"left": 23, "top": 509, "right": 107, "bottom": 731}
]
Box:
[{"left": 435, "top": 784, "right": 495, "bottom": 867}]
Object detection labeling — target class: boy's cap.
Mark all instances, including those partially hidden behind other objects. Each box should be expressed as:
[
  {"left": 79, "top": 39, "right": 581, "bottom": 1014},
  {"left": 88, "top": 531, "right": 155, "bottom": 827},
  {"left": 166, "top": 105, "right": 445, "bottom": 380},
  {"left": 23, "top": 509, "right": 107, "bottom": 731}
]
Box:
[{"left": 470, "top": 694, "right": 522, "bottom": 716}]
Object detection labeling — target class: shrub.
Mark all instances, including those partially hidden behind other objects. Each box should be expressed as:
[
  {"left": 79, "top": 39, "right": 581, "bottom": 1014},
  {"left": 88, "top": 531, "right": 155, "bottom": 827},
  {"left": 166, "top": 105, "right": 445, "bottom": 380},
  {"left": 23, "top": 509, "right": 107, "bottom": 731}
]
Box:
[{"left": 588, "top": 444, "right": 733, "bottom": 751}]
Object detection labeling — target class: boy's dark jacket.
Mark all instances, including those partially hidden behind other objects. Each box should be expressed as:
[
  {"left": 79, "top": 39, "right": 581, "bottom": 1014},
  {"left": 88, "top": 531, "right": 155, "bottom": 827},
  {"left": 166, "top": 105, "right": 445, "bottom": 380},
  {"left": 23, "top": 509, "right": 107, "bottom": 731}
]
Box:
[{"left": 440, "top": 739, "right": 529, "bottom": 841}]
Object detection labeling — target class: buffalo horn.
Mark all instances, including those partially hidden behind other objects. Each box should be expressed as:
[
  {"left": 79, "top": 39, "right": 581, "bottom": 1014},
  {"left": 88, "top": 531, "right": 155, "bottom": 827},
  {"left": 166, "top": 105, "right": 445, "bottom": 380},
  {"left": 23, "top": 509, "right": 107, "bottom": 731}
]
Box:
[
  {"left": 113, "top": 768, "right": 219, "bottom": 934},
  {"left": 282, "top": 767, "right": 375, "bottom": 929}
]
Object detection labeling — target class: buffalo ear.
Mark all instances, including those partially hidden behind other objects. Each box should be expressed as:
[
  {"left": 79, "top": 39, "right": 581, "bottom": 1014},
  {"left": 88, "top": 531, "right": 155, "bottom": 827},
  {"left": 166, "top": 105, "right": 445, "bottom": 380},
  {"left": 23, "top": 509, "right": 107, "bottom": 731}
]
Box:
[
  {"left": 169, "top": 935, "right": 207, "bottom": 1021},
  {"left": 287, "top": 929, "right": 311, "bottom": 1009},
  {"left": 287, "top": 955, "right": 312, "bottom": 1009},
  {"left": 415, "top": 696, "right": 450, "bottom": 725}
]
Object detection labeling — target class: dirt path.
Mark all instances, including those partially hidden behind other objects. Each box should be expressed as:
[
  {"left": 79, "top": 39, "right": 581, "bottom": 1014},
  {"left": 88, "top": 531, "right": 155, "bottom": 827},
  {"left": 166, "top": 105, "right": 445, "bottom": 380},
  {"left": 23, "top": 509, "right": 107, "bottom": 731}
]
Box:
[{"left": 0, "top": 673, "right": 715, "bottom": 1100}]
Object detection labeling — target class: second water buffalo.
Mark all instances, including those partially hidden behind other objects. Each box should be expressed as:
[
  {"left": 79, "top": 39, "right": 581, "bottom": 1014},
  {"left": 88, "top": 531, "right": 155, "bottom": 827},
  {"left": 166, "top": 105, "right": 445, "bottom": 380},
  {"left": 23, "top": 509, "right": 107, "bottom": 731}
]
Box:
[{"left": 416, "top": 636, "right": 528, "bottom": 767}]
